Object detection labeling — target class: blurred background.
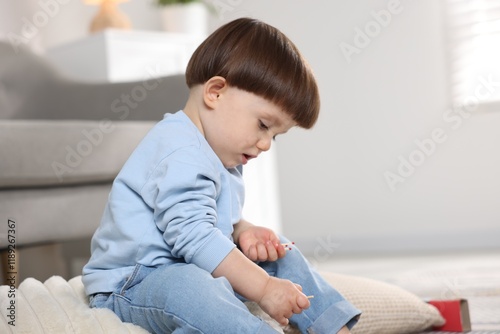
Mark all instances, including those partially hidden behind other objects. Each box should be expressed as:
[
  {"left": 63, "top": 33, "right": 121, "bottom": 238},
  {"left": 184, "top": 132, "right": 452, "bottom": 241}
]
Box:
[{"left": 0, "top": 0, "right": 499, "bottom": 282}]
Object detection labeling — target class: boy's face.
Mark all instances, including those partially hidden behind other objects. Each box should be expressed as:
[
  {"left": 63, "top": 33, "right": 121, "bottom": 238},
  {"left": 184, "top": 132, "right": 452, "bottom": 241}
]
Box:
[{"left": 202, "top": 86, "right": 296, "bottom": 168}]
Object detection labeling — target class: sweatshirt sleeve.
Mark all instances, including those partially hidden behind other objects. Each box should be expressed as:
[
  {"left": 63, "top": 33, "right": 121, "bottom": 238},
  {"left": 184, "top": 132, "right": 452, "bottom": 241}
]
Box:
[{"left": 140, "top": 147, "right": 236, "bottom": 273}]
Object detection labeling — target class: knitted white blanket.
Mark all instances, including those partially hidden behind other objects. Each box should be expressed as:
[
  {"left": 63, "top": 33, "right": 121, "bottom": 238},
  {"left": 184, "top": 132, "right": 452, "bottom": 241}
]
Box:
[{"left": 0, "top": 276, "right": 149, "bottom": 334}]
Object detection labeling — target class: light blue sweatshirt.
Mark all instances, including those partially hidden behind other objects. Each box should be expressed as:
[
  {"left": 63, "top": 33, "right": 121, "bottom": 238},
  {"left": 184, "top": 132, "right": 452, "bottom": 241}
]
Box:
[{"left": 82, "top": 111, "right": 245, "bottom": 295}]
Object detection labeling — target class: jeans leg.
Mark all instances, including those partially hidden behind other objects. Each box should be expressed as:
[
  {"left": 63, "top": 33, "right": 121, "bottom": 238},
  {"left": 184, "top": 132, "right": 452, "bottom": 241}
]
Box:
[
  {"left": 93, "top": 263, "right": 280, "bottom": 334},
  {"left": 258, "top": 237, "right": 361, "bottom": 334}
]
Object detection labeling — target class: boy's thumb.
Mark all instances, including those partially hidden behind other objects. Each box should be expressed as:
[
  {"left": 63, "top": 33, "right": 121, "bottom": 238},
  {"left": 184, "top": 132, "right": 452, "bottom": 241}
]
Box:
[{"left": 297, "top": 293, "right": 311, "bottom": 309}]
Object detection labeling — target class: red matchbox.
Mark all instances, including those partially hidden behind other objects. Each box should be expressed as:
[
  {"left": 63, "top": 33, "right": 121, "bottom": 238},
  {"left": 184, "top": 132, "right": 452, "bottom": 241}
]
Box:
[{"left": 427, "top": 299, "right": 471, "bottom": 332}]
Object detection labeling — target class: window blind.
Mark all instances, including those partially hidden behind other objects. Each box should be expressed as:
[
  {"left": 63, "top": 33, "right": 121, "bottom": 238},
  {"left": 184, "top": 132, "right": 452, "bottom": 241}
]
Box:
[{"left": 445, "top": 0, "right": 500, "bottom": 106}]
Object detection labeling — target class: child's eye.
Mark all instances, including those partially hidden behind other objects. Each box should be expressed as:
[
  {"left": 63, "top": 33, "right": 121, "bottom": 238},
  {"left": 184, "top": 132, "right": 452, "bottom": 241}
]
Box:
[{"left": 259, "top": 120, "right": 269, "bottom": 131}]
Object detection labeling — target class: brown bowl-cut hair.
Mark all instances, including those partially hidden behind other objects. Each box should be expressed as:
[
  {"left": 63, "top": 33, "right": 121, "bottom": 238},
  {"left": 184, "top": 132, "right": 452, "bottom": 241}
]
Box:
[{"left": 185, "top": 18, "right": 320, "bottom": 129}]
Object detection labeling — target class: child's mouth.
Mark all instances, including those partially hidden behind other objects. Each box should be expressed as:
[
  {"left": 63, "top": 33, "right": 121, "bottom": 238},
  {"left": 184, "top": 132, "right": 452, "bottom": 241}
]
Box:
[{"left": 242, "top": 154, "right": 255, "bottom": 164}]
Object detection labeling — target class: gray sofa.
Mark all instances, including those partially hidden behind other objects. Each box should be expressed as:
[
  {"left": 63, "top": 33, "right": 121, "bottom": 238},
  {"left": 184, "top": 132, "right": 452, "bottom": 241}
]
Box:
[{"left": 0, "top": 41, "right": 189, "bottom": 251}]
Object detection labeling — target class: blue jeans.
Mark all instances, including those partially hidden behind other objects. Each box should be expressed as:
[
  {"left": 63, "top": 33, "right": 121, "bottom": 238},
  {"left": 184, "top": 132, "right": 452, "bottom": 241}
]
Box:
[{"left": 90, "top": 239, "right": 360, "bottom": 334}]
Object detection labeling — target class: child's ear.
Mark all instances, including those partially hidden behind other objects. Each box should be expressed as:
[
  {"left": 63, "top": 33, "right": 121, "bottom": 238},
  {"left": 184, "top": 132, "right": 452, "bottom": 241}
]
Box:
[{"left": 203, "top": 76, "right": 227, "bottom": 109}]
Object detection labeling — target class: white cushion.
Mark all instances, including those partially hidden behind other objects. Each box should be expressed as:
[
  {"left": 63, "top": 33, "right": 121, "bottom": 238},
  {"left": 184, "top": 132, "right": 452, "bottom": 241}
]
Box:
[{"left": 321, "top": 272, "right": 445, "bottom": 334}]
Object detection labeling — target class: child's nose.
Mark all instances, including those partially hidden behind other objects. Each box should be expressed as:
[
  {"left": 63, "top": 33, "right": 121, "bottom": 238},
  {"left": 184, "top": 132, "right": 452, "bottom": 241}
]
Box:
[{"left": 257, "top": 136, "right": 272, "bottom": 152}]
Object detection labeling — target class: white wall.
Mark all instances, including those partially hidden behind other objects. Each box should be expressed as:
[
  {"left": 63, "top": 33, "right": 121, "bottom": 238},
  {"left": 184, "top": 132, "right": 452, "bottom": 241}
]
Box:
[
  {"left": 2, "top": 0, "right": 499, "bottom": 255},
  {"left": 212, "top": 0, "right": 500, "bottom": 255},
  {"left": 235, "top": 0, "right": 500, "bottom": 255}
]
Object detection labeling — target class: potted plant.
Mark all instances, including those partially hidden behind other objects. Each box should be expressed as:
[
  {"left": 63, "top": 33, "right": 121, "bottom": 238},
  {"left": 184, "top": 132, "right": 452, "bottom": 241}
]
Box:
[{"left": 156, "top": 0, "right": 208, "bottom": 35}]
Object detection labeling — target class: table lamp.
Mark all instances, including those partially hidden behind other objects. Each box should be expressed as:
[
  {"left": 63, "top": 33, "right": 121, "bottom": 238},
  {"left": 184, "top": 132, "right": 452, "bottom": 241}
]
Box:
[{"left": 85, "top": 0, "right": 131, "bottom": 33}]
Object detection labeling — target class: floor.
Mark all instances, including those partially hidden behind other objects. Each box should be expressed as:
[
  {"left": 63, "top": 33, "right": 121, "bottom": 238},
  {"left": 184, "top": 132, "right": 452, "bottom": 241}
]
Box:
[{"left": 309, "top": 250, "right": 500, "bottom": 333}]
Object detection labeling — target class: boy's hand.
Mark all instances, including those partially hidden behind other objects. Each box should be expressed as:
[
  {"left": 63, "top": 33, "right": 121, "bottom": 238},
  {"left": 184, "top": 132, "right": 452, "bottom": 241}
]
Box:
[
  {"left": 258, "top": 277, "right": 310, "bottom": 326},
  {"left": 238, "top": 225, "right": 286, "bottom": 262}
]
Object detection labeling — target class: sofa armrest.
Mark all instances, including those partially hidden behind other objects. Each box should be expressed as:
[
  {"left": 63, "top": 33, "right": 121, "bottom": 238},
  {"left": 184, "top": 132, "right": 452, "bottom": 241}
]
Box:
[{"left": 4, "top": 74, "right": 189, "bottom": 122}]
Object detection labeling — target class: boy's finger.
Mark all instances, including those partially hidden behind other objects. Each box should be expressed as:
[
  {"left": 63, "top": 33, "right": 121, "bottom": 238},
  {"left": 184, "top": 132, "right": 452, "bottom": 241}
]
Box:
[
  {"left": 265, "top": 241, "right": 278, "bottom": 261},
  {"left": 278, "top": 317, "right": 289, "bottom": 326},
  {"left": 296, "top": 293, "right": 311, "bottom": 309},
  {"left": 277, "top": 244, "right": 287, "bottom": 258},
  {"left": 270, "top": 236, "right": 281, "bottom": 247},
  {"left": 256, "top": 243, "right": 268, "bottom": 261},
  {"left": 292, "top": 303, "right": 304, "bottom": 314},
  {"left": 246, "top": 245, "right": 258, "bottom": 261}
]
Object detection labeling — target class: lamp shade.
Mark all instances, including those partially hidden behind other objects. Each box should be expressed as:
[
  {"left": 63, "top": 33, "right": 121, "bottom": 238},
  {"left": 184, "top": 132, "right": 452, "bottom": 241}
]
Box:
[{"left": 85, "top": 0, "right": 131, "bottom": 33}]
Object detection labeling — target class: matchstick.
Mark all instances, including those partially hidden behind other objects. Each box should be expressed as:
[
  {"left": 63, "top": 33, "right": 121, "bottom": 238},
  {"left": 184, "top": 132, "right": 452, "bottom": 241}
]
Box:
[
  {"left": 281, "top": 242, "right": 295, "bottom": 246},
  {"left": 307, "top": 295, "right": 314, "bottom": 299},
  {"left": 281, "top": 242, "right": 295, "bottom": 250}
]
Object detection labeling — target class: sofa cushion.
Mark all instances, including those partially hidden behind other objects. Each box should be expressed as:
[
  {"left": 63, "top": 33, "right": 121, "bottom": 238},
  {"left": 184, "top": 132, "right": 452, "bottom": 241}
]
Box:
[
  {"left": 0, "top": 183, "right": 111, "bottom": 247},
  {"left": 0, "top": 119, "right": 155, "bottom": 188}
]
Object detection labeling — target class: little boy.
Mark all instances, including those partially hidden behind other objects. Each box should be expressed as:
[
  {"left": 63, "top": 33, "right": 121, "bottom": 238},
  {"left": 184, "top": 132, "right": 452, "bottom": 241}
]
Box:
[{"left": 83, "top": 18, "right": 360, "bottom": 333}]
